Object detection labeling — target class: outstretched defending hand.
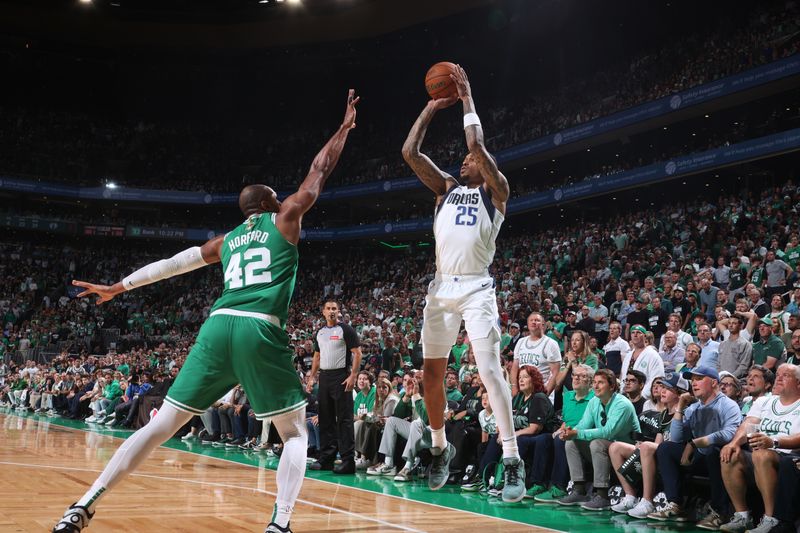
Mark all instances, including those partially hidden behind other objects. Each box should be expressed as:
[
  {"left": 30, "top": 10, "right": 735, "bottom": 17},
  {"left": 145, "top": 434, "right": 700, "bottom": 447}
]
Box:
[
  {"left": 450, "top": 64, "right": 472, "bottom": 101},
  {"left": 342, "top": 89, "right": 360, "bottom": 130},
  {"left": 72, "top": 280, "right": 118, "bottom": 305}
]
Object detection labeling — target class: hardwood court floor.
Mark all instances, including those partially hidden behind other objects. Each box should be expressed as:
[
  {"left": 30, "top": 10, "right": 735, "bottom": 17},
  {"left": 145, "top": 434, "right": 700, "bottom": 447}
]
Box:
[{"left": 0, "top": 411, "right": 705, "bottom": 532}]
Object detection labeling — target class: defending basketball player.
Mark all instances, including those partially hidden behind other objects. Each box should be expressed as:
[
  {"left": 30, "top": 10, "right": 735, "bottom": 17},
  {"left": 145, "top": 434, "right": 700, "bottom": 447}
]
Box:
[
  {"left": 401, "top": 66, "right": 525, "bottom": 502},
  {"left": 52, "top": 90, "right": 359, "bottom": 533}
]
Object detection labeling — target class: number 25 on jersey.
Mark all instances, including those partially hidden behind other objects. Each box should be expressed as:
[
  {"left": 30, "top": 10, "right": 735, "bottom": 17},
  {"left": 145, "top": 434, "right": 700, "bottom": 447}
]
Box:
[
  {"left": 224, "top": 247, "right": 272, "bottom": 289},
  {"left": 455, "top": 205, "right": 478, "bottom": 226}
]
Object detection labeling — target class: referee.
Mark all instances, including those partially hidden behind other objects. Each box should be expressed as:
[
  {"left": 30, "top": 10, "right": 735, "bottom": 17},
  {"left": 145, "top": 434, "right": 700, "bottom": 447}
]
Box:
[{"left": 306, "top": 300, "right": 362, "bottom": 474}]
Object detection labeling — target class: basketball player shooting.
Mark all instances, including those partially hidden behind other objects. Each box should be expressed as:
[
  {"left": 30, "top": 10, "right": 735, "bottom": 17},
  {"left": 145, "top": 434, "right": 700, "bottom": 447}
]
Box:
[
  {"left": 52, "top": 89, "right": 359, "bottom": 533},
  {"left": 401, "top": 66, "right": 525, "bottom": 502}
]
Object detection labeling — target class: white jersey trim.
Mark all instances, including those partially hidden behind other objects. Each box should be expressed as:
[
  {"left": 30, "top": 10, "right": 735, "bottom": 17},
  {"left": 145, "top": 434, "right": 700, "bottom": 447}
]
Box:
[{"left": 210, "top": 308, "right": 281, "bottom": 328}]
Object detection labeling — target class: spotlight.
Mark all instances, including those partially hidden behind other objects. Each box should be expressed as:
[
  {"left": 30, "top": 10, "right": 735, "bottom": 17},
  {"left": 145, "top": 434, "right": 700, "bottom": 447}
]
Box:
[{"left": 106, "top": 182, "right": 118, "bottom": 189}]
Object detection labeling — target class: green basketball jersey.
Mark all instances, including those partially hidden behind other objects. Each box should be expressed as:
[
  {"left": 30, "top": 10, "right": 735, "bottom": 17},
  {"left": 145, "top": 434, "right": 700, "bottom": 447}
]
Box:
[{"left": 211, "top": 212, "right": 298, "bottom": 325}]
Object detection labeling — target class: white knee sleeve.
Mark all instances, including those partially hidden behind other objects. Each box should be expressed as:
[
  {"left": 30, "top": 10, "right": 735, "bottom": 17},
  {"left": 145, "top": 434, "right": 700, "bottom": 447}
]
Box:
[
  {"left": 472, "top": 333, "right": 519, "bottom": 459},
  {"left": 80, "top": 402, "right": 193, "bottom": 508},
  {"left": 270, "top": 408, "right": 307, "bottom": 519}
]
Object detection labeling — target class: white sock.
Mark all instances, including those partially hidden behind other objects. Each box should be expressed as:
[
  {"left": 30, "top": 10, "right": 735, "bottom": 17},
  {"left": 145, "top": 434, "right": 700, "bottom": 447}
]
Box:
[
  {"left": 271, "top": 503, "right": 293, "bottom": 529},
  {"left": 384, "top": 456, "right": 394, "bottom": 468},
  {"left": 501, "top": 436, "right": 519, "bottom": 460},
  {"left": 271, "top": 409, "right": 308, "bottom": 529},
  {"left": 472, "top": 334, "right": 519, "bottom": 460},
  {"left": 735, "top": 511, "right": 751, "bottom": 520},
  {"left": 430, "top": 426, "right": 447, "bottom": 451},
  {"left": 77, "top": 402, "right": 192, "bottom": 512}
]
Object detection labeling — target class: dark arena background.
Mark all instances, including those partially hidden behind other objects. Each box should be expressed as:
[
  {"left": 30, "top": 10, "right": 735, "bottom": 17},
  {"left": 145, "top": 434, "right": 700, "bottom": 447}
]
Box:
[{"left": 1, "top": 0, "right": 800, "bottom": 532}]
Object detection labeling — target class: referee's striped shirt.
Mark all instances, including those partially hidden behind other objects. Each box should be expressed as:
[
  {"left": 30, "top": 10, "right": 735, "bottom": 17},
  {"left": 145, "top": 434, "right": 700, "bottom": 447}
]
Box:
[{"left": 314, "top": 323, "right": 360, "bottom": 370}]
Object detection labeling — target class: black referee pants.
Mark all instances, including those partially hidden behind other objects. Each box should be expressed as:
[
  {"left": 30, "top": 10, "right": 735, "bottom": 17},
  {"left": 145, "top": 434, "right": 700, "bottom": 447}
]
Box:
[{"left": 318, "top": 368, "right": 354, "bottom": 464}]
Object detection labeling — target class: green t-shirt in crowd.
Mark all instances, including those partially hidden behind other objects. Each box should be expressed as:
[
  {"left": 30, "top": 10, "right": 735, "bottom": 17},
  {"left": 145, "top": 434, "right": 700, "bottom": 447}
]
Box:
[
  {"left": 561, "top": 389, "right": 595, "bottom": 428},
  {"left": 547, "top": 321, "right": 567, "bottom": 351},
  {"left": 354, "top": 385, "right": 376, "bottom": 416},
  {"left": 500, "top": 333, "right": 512, "bottom": 352},
  {"left": 750, "top": 266, "right": 765, "bottom": 287},
  {"left": 785, "top": 246, "right": 800, "bottom": 269},
  {"left": 450, "top": 343, "right": 469, "bottom": 366},
  {"left": 561, "top": 354, "right": 600, "bottom": 372},
  {"left": 446, "top": 386, "right": 464, "bottom": 403},
  {"left": 752, "top": 335, "right": 786, "bottom": 366}
]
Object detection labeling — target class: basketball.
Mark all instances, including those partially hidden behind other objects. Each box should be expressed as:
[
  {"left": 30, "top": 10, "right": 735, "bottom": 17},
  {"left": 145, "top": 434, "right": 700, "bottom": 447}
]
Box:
[{"left": 425, "top": 61, "right": 458, "bottom": 99}]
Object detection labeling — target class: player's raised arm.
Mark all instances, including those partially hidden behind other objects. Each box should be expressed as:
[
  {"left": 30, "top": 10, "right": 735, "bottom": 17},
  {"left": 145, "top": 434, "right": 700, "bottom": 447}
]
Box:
[
  {"left": 278, "top": 90, "right": 359, "bottom": 228},
  {"left": 451, "top": 65, "right": 510, "bottom": 204},
  {"left": 72, "top": 234, "right": 224, "bottom": 305},
  {"left": 402, "top": 96, "right": 460, "bottom": 199}
]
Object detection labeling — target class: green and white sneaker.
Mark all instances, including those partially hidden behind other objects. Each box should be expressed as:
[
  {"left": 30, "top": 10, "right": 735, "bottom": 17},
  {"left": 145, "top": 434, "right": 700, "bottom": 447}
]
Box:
[
  {"left": 534, "top": 486, "right": 568, "bottom": 503},
  {"left": 524, "top": 484, "right": 547, "bottom": 499}
]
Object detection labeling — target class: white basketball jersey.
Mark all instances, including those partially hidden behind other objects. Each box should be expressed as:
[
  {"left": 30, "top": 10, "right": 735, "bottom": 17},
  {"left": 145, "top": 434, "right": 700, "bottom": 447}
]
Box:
[{"left": 433, "top": 184, "right": 504, "bottom": 275}]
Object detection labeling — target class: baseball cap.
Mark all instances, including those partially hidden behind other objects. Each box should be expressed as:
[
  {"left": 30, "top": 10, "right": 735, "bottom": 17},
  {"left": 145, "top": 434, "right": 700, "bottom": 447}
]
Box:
[
  {"left": 635, "top": 296, "right": 646, "bottom": 303},
  {"left": 674, "top": 285, "right": 685, "bottom": 292},
  {"left": 510, "top": 322, "right": 520, "bottom": 329},
  {"left": 687, "top": 366, "right": 720, "bottom": 381},
  {"left": 630, "top": 325, "right": 647, "bottom": 335},
  {"left": 718, "top": 370, "right": 737, "bottom": 382},
  {"left": 566, "top": 310, "right": 576, "bottom": 316},
  {"left": 758, "top": 316, "right": 774, "bottom": 327},
  {"left": 660, "top": 373, "right": 690, "bottom": 393}
]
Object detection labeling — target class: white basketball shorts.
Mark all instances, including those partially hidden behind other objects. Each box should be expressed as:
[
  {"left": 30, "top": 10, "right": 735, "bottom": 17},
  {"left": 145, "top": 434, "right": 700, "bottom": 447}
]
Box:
[{"left": 421, "top": 273, "right": 501, "bottom": 359}]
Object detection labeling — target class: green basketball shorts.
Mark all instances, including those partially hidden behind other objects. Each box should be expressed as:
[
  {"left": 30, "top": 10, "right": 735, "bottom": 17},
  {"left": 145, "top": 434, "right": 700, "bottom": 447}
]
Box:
[{"left": 165, "top": 313, "right": 306, "bottom": 419}]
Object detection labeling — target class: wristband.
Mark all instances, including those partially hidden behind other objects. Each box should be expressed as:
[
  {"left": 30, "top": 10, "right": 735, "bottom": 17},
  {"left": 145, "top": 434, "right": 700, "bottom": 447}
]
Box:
[{"left": 463, "top": 112, "right": 481, "bottom": 129}]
